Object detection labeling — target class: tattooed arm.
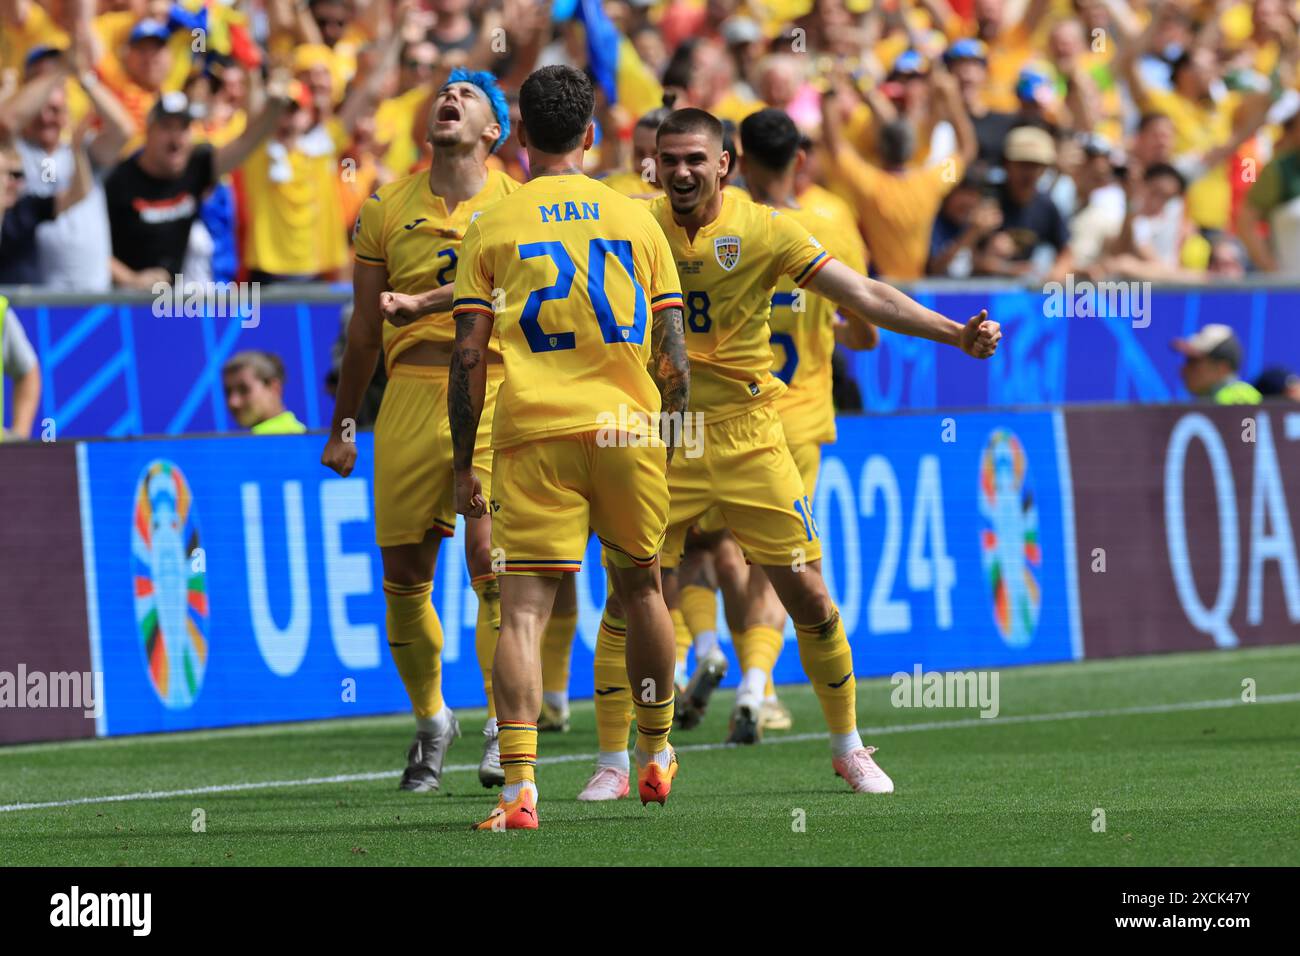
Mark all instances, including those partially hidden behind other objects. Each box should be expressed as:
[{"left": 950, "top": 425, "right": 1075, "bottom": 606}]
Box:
[
  {"left": 649, "top": 306, "right": 690, "bottom": 463},
  {"left": 805, "top": 260, "right": 1001, "bottom": 358},
  {"left": 449, "top": 308, "right": 494, "bottom": 516}
]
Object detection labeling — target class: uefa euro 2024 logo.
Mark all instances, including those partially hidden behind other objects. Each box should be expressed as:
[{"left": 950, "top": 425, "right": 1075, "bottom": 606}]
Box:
[
  {"left": 978, "top": 430, "right": 1043, "bottom": 647},
  {"left": 132, "top": 460, "right": 209, "bottom": 708}
]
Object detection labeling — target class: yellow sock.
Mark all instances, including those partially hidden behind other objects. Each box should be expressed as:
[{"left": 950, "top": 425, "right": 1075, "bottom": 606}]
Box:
[
  {"left": 471, "top": 574, "right": 501, "bottom": 720},
  {"left": 383, "top": 579, "right": 444, "bottom": 718},
  {"left": 497, "top": 719, "right": 537, "bottom": 786},
  {"left": 740, "top": 625, "right": 783, "bottom": 677},
  {"left": 593, "top": 608, "right": 634, "bottom": 753},
  {"left": 679, "top": 584, "right": 718, "bottom": 641},
  {"left": 634, "top": 692, "right": 674, "bottom": 757},
  {"left": 541, "top": 611, "right": 578, "bottom": 694},
  {"left": 794, "top": 610, "right": 857, "bottom": 734},
  {"left": 670, "top": 608, "right": 691, "bottom": 667},
  {"left": 765, "top": 676, "right": 776, "bottom": 698}
]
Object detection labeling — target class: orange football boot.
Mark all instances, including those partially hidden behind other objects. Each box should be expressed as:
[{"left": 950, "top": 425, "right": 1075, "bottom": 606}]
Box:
[
  {"left": 637, "top": 747, "right": 678, "bottom": 806},
  {"left": 473, "top": 788, "right": 539, "bottom": 831}
]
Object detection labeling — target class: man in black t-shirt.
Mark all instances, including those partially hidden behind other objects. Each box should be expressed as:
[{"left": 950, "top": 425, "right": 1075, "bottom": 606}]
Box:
[
  {"left": 106, "top": 85, "right": 290, "bottom": 288},
  {"left": 974, "top": 125, "right": 1072, "bottom": 280}
]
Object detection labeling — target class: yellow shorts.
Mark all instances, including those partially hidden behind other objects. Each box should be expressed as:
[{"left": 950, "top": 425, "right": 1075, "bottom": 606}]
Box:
[
  {"left": 662, "top": 403, "right": 821, "bottom": 569},
  {"left": 786, "top": 439, "right": 823, "bottom": 499},
  {"left": 691, "top": 438, "right": 821, "bottom": 540},
  {"left": 373, "top": 363, "right": 501, "bottom": 547},
  {"left": 490, "top": 432, "right": 669, "bottom": 575}
]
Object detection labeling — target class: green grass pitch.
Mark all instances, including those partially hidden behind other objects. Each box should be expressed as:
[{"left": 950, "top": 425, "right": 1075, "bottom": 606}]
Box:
[{"left": 2, "top": 645, "right": 1297, "bottom": 866}]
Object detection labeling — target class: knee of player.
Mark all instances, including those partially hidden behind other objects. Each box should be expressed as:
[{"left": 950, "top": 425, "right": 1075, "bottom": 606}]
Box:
[{"left": 783, "top": 575, "right": 835, "bottom": 626}]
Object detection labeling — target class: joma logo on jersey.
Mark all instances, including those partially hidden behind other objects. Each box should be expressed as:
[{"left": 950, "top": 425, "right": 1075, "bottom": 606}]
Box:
[
  {"left": 714, "top": 236, "right": 741, "bottom": 271},
  {"left": 403, "top": 218, "right": 428, "bottom": 230},
  {"left": 539, "top": 201, "right": 601, "bottom": 223}
]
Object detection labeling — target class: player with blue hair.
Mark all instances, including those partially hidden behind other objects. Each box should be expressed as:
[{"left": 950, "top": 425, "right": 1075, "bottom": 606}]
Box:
[
  {"left": 322, "top": 62, "right": 523, "bottom": 794},
  {"left": 441, "top": 68, "right": 511, "bottom": 154}
]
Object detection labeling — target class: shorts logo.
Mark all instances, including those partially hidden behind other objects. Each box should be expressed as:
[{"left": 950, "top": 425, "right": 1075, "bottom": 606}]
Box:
[
  {"left": 132, "top": 460, "right": 209, "bottom": 709},
  {"left": 977, "top": 430, "right": 1042, "bottom": 648},
  {"left": 714, "top": 235, "right": 741, "bottom": 271},
  {"left": 748, "top": 382, "right": 760, "bottom": 396},
  {"left": 490, "top": 499, "right": 501, "bottom": 513}
]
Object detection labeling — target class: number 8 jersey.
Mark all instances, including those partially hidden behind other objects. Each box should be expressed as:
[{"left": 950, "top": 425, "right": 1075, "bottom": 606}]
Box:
[
  {"left": 646, "top": 190, "right": 835, "bottom": 425},
  {"left": 453, "top": 174, "right": 684, "bottom": 451}
]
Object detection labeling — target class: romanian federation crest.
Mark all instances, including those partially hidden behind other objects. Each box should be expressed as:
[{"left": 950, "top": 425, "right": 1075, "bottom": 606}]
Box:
[{"left": 714, "top": 235, "right": 741, "bottom": 271}]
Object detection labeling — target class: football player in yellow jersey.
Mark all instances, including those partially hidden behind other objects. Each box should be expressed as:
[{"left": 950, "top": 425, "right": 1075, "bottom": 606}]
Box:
[
  {"left": 676, "top": 114, "right": 885, "bottom": 741},
  {"left": 588, "top": 107, "right": 1001, "bottom": 796},
  {"left": 321, "top": 69, "right": 520, "bottom": 794},
  {"left": 450, "top": 65, "right": 690, "bottom": 831}
]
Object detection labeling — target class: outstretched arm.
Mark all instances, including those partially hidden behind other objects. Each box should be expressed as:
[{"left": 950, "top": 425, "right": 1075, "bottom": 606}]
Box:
[
  {"left": 450, "top": 308, "right": 495, "bottom": 516},
  {"left": 649, "top": 306, "right": 690, "bottom": 462},
  {"left": 805, "top": 259, "right": 1000, "bottom": 357}
]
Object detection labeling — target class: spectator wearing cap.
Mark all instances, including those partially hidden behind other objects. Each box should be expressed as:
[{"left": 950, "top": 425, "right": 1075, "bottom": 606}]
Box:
[
  {"left": 722, "top": 16, "right": 768, "bottom": 100},
  {"left": 1238, "top": 102, "right": 1300, "bottom": 275},
  {"left": 105, "top": 84, "right": 291, "bottom": 288},
  {"left": 94, "top": 19, "right": 176, "bottom": 135},
  {"left": 976, "top": 125, "right": 1071, "bottom": 280},
  {"left": 222, "top": 350, "right": 307, "bottom": 435},
  {"left": 0, "top": 45, "right": 135, "bottom": 291},
  {"left": 1254, "top": 366, "right": 1300, "bottom": 402},
  {"left": 0, "top": 297, "right": 40, "bottom": 440},
  {"left": 1172, "top": 324, "right": 1261, "bottom": 405},
  {"left": 946, "top": 38, "right": 1019, "bottom": 167},
  {"left": 821, "top": 62, "right": 977, "bottom": 279}
]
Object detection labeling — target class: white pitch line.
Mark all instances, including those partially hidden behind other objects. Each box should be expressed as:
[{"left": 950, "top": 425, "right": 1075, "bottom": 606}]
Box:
[{"left": 2, "top": 692, "right": 1296, "bottom": 815}]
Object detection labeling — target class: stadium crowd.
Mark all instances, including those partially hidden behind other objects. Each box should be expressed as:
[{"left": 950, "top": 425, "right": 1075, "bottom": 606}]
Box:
[{"left": 2, "top": 0, "right": 1300, "bottom": 291}]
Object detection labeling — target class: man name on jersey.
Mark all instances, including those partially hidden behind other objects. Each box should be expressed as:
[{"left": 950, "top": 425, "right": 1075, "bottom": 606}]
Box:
[{"left": 538, "top": 200, "right": 601, "bottom": 223}]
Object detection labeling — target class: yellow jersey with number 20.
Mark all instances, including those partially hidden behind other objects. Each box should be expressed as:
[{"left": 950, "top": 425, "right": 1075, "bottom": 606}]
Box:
[
  {"left": 646, "top": 190, "right": 834, "bottom": 425},
  {"left": 453, "top": 175, "right": 684, "bottom": 452}
]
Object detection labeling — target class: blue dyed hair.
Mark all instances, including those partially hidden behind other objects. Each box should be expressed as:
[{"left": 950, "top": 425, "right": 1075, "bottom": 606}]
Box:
[{"left": 441, "top": 68, "right": 511, "bottom": 154}]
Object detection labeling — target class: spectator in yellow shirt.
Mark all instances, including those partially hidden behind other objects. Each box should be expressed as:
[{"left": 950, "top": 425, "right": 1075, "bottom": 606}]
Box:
[{"left": 822, "top": 64, "right": 977, "bottom": 280}]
